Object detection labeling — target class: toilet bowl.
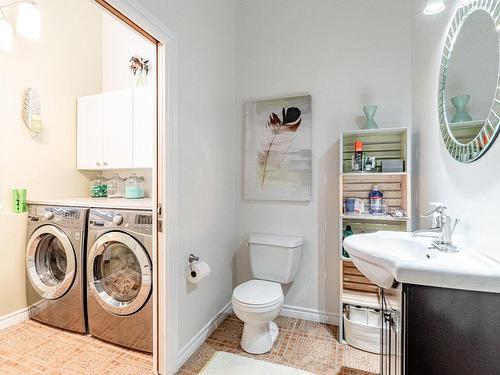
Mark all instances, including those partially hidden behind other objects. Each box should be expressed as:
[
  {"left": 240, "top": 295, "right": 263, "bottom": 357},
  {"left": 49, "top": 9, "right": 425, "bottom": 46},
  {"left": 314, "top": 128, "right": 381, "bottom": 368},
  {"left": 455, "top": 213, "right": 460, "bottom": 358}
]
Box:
[
  {"left": 232, "top": 279, "right": 284, "bottom": 354},
  {"left": 232, "top": 233, "right": 303, "bottom": 354}
]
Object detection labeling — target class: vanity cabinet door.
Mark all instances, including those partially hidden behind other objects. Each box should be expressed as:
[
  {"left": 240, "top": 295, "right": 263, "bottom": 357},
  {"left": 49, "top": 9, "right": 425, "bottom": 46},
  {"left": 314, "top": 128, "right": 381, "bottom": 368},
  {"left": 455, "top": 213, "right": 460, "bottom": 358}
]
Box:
[
  {"left": 101, "top": 89, "right": 133, "bottom": 169},
  {"left": 77, "top": 94, "right": 103, "bottom": 169},
  {"left": 133, "top": 86, "right": 154, "bottom": 168},
  {"left": 404, "top": 284, "right": 500, "bottom": 375}
]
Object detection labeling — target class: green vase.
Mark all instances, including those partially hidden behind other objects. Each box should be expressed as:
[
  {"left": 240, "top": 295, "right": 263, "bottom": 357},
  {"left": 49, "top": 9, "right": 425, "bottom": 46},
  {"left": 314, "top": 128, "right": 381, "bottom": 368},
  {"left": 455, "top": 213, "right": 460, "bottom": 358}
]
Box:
[
  {"left": 363, "top": 105, "right": 379, "bottom": 129},
  {"left": 451, "top": 95, "right": 472, "bottom": 123}
]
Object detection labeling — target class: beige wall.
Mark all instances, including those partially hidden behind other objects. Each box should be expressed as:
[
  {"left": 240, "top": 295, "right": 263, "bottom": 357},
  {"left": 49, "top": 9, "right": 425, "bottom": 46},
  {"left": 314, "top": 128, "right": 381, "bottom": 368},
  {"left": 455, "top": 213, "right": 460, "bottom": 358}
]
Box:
[
  {"left": 0, "top": 0, "right": 103, "bottom": 318},
  {"left": 0, "top": 0, "right": 102, "bottom": 209},
  {"left": 0, "top": 213, "right": 28, "bottom": 317}
]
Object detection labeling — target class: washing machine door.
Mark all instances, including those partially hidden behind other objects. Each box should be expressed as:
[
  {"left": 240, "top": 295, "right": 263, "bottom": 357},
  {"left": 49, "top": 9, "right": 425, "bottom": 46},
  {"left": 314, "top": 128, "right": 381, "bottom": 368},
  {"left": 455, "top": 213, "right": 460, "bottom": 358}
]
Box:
[
  {"left": 88, "top": 231, "right": 152, "bottom": 316},
  {"left": 26, "top": 225, "right": 76, "bottom": 300}
]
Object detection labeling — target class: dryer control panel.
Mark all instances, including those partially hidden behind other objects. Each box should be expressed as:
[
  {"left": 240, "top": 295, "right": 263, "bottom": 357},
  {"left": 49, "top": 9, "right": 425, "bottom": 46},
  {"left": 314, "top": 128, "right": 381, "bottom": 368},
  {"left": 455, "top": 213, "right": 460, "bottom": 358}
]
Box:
[{"left": 89, "top": 209, "right": 153, "bottom": 235}]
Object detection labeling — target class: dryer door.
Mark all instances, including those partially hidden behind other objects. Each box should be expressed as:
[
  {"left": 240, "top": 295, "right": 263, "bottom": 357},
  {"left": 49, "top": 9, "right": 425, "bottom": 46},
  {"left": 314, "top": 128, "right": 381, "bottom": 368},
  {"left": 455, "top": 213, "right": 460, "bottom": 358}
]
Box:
[
  {"left": 26, "top": 225, "right": 76, "bottom": 300},
  {"left": 88, "top": 231, "right": 152, "bottom": 316}
]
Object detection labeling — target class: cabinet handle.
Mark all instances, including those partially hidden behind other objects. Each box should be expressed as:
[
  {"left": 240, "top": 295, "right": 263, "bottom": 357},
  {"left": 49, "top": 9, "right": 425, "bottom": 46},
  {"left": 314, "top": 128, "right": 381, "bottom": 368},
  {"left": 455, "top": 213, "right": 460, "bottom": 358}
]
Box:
[
  {"left": 103, "top": 162, "right": 108, "bottom": 166},
  {"left": 96, "top": 162, "right": 101, "bottom": 167}
]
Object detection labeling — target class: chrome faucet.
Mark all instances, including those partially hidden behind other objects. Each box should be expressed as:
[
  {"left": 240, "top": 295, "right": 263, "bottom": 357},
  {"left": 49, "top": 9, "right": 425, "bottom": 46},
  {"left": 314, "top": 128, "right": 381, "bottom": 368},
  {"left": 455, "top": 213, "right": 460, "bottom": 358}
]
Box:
[{"left": 413, "top": 203, "right": 460, "bottom": 252}]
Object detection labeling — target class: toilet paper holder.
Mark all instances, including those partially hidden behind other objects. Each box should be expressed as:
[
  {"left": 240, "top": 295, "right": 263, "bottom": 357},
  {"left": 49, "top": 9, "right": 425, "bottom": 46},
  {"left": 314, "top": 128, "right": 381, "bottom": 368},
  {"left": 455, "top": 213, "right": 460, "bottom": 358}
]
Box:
[{"left": 188, "top": 253, "right": 199, "bottom": 273}]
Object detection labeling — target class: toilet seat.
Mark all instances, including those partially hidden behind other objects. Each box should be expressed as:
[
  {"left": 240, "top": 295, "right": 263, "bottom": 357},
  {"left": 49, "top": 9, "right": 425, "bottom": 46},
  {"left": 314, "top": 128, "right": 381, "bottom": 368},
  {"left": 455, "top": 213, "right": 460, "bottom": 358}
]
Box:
[{"left": 232, "top": 279, "right": 283, "bottom": 308}]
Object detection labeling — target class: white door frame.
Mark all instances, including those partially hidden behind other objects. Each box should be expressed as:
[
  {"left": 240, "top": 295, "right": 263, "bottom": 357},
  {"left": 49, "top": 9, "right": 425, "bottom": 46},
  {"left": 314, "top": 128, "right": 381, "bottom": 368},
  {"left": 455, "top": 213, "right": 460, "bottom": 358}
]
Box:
[{"left": 99, "top": 1, "right": 179, "bottom": 374}]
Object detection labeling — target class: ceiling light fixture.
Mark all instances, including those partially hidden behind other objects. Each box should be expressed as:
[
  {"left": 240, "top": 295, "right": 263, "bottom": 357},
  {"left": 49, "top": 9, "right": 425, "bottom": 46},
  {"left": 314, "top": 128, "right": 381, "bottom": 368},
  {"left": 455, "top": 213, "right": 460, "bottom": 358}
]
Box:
[
  {"left": 16, "top": 2, "right": 40, "bottom": 40},
  {"left": 0, "top": 0, "right": 41, "bottom": 52},
  {"left": 423, "top": 0, "right": 445, "bottom": 15}
]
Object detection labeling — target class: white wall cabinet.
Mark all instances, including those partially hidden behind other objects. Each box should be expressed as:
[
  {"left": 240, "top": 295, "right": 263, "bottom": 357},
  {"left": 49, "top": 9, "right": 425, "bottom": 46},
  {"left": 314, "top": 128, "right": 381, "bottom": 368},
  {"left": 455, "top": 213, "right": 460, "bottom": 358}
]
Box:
[
  {"left": 133, "top": 86, "right": 155, "bottom": 168},
  {"left": 77, "top": 88, "right": 154, "bottom": 170},
  {"left": 77, "top": 94, "right": 103, "bottom": 169}
]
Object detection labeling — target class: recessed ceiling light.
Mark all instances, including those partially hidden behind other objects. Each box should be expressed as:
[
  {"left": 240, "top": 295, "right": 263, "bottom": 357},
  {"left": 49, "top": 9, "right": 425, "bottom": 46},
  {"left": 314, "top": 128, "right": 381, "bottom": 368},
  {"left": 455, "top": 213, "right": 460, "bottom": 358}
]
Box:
[{"left": 423, "top": 0, "right": 445, "bottom": 15}]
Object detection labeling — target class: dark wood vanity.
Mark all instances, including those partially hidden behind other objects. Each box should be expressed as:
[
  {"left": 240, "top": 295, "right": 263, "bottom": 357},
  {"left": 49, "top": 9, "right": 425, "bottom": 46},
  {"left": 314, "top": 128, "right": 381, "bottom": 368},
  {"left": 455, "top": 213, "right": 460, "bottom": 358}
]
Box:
[{"left": 381, "top": 284, "right": 500, "bottom": 375}]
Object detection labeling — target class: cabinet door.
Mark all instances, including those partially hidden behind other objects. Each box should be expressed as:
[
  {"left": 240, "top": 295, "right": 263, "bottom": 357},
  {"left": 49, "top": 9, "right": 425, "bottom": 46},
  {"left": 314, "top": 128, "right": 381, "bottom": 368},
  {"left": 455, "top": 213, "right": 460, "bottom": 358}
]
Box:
[
  {"left": 102, "top": 89, "right": 133, "bottom": 169},
  {"left": 77, "top": 95, "right": 103, "bottom": 170},
  {"left": 133, "top": 86, "right": 154, "bottom": 168}
]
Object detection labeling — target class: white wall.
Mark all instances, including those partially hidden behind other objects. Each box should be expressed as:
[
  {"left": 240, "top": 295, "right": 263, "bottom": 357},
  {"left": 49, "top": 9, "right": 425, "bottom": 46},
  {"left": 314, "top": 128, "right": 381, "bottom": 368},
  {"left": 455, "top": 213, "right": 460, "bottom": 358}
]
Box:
[
  {"left": 102, "top": 11, "right": 156, "bottom": 91},
  {"left": 235, "top": 0, "right": 412, "bottom": 320},
  {"left": 0, "top": 0, "right": 102, "bottom": 317},
  {"left": 412, "top": 0, "right": 500, "bottom": 262},
  {"left": 133, "top": 0, "right": 238, "bottom": 356}
]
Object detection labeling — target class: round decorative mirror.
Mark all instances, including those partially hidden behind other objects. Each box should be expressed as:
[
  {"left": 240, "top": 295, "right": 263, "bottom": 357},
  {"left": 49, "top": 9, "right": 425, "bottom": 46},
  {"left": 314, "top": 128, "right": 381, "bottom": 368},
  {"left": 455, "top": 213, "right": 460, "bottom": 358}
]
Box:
[{"left": 439, "top": 1, "right": 500, "bottom": 162}]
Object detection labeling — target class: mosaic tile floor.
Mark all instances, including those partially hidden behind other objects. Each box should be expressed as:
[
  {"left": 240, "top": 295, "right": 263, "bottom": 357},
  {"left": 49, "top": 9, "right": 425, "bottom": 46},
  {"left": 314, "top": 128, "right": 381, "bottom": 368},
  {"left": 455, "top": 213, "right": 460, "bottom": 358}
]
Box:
[
  {"left": 178, "top": 313, "right": 380, "bottom": 375},
  {"left": 0, "top": 319, "right": 152, "bottom": 375}
]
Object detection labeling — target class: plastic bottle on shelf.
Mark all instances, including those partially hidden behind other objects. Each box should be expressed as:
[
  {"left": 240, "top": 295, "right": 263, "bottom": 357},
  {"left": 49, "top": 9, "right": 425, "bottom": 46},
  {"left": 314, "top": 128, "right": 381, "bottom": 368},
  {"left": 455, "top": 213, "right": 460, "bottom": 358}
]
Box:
[
  {"left": 342, "top": 225, "right": 353, "bottom": 258},
  {"left": 369, "top": 185, "right": 384, "bottom": 215}
]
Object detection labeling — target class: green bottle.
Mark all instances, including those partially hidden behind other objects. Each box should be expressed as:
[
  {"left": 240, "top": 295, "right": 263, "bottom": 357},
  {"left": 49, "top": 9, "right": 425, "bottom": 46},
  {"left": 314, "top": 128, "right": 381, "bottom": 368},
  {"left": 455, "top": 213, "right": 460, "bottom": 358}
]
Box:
[{"left": 342, "top": 225, "right": 353, "bottom": 258}]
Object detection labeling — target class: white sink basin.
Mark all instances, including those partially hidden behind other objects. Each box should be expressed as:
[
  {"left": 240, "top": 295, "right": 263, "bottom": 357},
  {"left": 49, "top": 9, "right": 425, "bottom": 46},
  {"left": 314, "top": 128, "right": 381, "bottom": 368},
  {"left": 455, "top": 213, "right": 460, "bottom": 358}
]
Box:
[{"left": 343, "top": 231, "right": 500, "bottom": 293}]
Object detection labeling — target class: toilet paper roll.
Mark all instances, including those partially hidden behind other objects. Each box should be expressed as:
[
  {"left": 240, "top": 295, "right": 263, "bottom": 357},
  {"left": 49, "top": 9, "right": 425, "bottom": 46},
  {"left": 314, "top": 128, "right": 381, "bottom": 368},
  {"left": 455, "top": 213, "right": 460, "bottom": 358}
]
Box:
[{"left": 186, "top": 261, "right": 211, "bottom": 284}]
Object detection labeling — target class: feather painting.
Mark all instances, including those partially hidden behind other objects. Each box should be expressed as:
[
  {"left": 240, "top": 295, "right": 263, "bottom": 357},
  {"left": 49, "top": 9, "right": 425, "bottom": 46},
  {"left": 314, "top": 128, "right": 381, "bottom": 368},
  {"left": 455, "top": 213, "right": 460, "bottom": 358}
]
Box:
[
  {"left": 244, "top": 95, "right": 312, "bottom": 201},
  {"left": 259, "top": 107, "right": 302, "bottom": 186}
]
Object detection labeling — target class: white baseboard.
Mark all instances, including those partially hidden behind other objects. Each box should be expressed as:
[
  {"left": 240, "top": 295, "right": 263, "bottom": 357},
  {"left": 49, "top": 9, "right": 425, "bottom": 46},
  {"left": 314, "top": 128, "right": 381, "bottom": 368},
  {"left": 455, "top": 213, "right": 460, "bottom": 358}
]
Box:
[
  {"left": 281, "top": 304, "right": 339, "bottom": 325},
  {"left": 175, "top": 301, "right": 233, "bottom": 371},
  {"left": 0, "top": 307, "right": 29, "bottom": 331}
]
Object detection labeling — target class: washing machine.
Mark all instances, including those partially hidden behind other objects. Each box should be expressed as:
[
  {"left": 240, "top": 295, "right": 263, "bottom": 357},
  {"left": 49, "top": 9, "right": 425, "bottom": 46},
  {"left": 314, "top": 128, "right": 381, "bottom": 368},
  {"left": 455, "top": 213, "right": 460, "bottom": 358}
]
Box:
[
  {"left": 86, "top": 208, "right": 153, "bottom": 353},
  {"left": 25, "top": 205, "right": 88, "bottom": 333}
]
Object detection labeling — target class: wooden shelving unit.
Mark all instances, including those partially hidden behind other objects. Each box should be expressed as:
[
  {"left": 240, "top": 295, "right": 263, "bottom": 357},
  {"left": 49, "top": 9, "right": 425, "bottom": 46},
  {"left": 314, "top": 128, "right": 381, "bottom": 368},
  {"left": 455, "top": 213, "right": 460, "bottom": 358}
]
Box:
[{"left": 338, "top": 127, "right": 411, "bottom": 345}]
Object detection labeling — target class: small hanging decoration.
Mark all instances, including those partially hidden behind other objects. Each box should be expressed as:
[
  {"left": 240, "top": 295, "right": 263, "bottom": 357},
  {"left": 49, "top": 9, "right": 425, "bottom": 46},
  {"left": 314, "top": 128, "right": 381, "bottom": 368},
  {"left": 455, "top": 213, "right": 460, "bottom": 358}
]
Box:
[
  {"left": 22, "top": 88, "right": 43, "bottom": 138},
  {"left": 129, "top": 55, "right": 150, "bottom": 87}
]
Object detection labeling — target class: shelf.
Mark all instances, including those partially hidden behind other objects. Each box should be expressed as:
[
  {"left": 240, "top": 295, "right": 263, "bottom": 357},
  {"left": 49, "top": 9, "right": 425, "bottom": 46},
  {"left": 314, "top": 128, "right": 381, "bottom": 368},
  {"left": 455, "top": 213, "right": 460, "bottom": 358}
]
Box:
[
  {"left": 341, "top": 214, "right": 410, "bottom": 222},
  {"left": 341, "top": 172, "right": 407, "bottom": 176},
  {"left": 342, "top": 127, "right": 409, "bottom": 137},
  {"left": 342, "top": 290, "right": 381, "bottom": 310}
]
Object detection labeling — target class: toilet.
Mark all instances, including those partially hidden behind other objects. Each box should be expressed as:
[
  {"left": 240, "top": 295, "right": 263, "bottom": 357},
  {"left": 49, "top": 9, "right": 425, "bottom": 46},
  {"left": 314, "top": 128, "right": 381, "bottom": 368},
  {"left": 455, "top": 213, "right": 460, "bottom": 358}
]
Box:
[{"left": 232, "top": 233, "right": 303, "bottom": 354}]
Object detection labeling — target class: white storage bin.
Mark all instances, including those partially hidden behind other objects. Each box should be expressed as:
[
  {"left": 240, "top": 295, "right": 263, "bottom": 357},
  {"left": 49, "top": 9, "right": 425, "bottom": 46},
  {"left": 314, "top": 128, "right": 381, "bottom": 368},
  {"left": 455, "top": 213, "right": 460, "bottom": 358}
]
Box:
[
  {"left": 344, "top": 307, "right": 381, "bottom": 354},
  {"left": 349, "top": 306, "right": 368, "bottom": 324},
  {"left": 367, "top": 308, "right": 382, "bottom": 327}
]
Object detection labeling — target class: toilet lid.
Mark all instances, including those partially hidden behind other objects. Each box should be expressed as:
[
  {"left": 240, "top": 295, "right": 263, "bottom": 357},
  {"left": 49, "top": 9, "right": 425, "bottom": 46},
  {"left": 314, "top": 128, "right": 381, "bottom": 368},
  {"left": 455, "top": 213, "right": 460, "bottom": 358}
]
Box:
[{"left": 233, "top": 279, "right": 283, "bottom": 306}]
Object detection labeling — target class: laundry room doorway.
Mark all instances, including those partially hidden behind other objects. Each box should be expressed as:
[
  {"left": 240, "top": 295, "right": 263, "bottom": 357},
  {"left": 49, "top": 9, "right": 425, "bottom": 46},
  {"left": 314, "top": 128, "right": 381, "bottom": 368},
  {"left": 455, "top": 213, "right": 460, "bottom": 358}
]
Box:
[{"left": 92, "top": 1, "right": 177, "bottom": 374}]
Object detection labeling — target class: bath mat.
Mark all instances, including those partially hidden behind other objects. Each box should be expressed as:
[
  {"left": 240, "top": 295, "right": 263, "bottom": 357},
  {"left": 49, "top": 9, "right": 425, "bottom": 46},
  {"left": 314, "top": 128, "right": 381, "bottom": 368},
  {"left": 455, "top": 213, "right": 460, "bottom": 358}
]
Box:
[{"left": 198, "top": 351, "right": 314, "bottom": 375}]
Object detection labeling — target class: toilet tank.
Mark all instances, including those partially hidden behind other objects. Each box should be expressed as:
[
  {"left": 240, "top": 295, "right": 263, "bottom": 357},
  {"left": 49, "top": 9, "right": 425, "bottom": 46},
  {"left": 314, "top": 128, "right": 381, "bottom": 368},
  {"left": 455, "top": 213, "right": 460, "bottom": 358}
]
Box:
[{"left": 248, "top": 233, "right": 303, "bottom": 284}]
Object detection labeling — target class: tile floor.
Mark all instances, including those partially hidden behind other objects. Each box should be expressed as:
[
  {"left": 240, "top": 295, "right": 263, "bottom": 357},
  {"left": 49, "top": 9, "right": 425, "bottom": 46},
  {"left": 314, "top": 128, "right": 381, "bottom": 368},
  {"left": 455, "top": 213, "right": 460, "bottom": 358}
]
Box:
[
  {"left": 178, "top": 313, "right": 379, "bottom": 375},
  {"left": 0, "top": 319, "right": 152, "bottom": 375},
  {"left": 0, "top": 315, "right": 379, "bottom": 375}
]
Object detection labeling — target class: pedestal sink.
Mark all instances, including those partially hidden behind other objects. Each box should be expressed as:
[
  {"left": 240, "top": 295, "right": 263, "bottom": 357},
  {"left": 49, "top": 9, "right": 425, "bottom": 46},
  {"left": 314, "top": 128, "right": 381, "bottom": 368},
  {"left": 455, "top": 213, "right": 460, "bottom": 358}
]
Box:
[{"left": 343, "top": 231, "right": 500, "bottom": 293}]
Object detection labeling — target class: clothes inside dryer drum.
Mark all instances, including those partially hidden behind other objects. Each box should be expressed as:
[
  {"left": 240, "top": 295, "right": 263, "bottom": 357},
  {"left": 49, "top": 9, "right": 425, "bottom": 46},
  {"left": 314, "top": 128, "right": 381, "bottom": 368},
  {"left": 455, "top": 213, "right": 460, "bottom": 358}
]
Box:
[
  {"left": 35, "top": 234, "right": 68, "bottom": 286},
  {"left": 97, "top": 241, "right": 142, "bottom": 303}
]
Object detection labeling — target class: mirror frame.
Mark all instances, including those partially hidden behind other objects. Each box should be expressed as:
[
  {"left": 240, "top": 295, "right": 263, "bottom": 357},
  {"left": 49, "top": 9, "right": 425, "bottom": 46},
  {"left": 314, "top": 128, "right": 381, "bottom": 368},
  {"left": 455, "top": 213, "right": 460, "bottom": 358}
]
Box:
[{"left": 438, "top": 0, "right": 500, "bottom": 163}]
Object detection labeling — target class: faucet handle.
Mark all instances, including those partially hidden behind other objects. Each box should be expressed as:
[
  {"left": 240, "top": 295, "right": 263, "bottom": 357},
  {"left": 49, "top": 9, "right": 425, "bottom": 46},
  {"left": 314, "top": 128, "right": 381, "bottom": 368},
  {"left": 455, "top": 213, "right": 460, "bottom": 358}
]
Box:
[
  {"left": 421, "top": 202, "right": 447, "bottom": 218},
  {"left": 421, "top": 202, "right": 447, "bottom": 229}
]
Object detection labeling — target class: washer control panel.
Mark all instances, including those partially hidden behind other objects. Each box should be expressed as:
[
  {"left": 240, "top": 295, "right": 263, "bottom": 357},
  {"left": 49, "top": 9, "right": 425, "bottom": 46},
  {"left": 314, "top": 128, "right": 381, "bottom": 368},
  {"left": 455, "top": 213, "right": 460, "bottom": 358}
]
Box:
[{"left": 28, "top": 205, "right": 85, "bottom": 227}]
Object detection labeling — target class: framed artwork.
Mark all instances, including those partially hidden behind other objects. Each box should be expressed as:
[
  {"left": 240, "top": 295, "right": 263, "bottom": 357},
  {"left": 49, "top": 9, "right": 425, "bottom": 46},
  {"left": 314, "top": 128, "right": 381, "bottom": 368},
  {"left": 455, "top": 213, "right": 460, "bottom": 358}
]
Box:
[{"left": 244, "top": 95, "right": 312, "bottom": 201}]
